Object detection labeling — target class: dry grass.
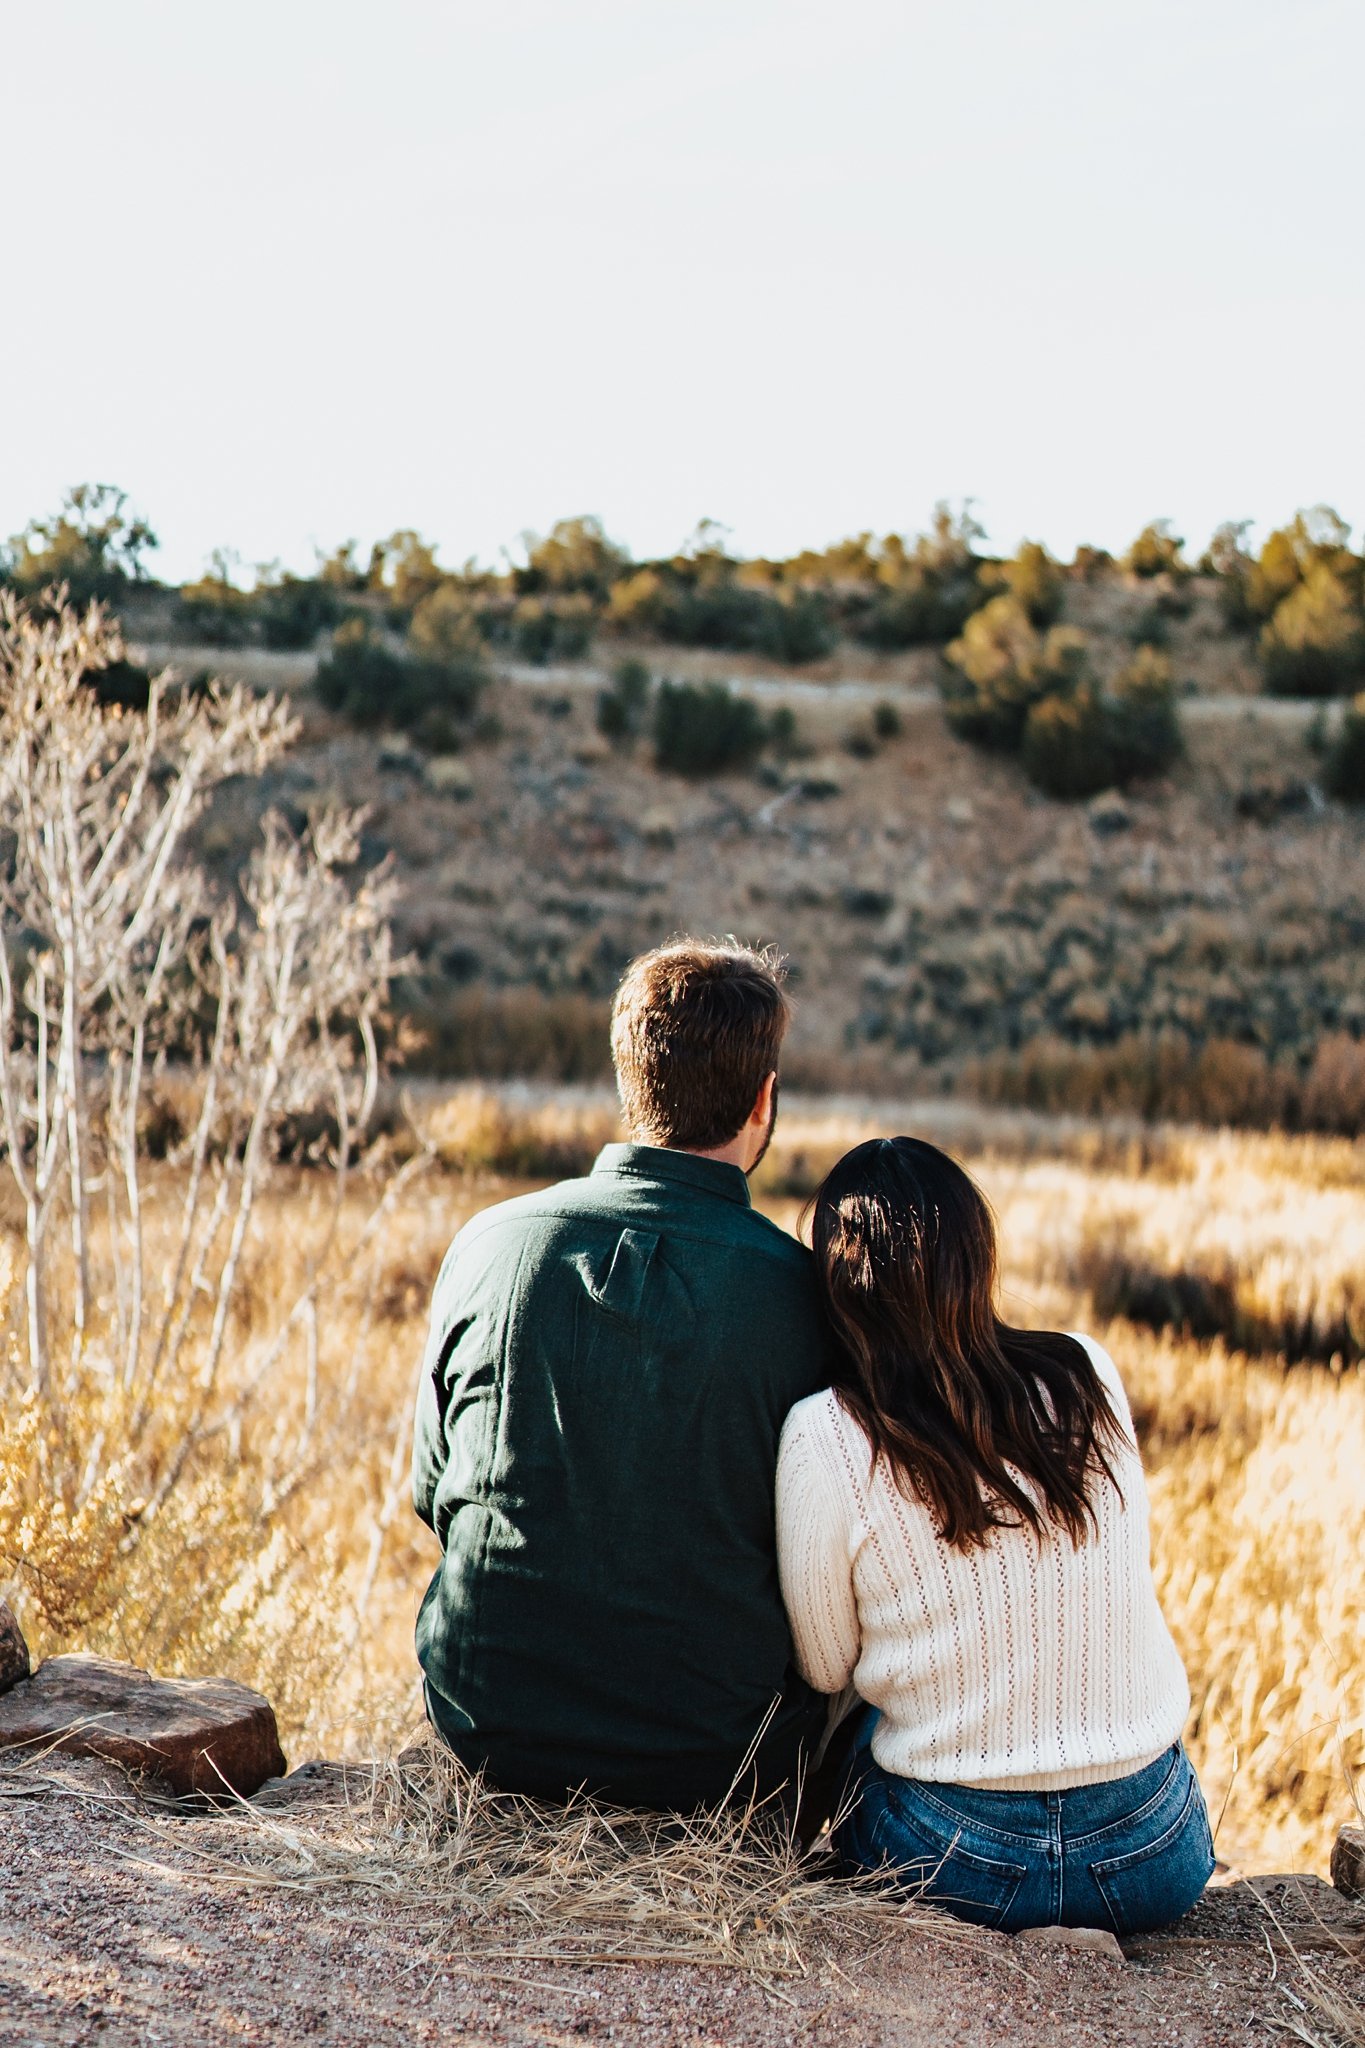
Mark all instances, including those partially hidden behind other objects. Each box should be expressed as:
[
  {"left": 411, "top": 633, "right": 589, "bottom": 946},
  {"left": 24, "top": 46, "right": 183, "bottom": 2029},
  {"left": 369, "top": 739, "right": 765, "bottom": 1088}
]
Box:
[
  {"left": 2, "top": 1093, "right": 1361, "bottom": 1885},
  {"left": 139, "top": 1734, "right": 926, "bottom": 1983}
]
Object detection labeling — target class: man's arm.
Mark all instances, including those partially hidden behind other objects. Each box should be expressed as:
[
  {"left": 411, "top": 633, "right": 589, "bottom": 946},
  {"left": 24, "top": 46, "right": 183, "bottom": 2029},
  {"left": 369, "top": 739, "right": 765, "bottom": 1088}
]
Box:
[{"left": 411, "top": 1239, "right": 465, "bottom": 1536}]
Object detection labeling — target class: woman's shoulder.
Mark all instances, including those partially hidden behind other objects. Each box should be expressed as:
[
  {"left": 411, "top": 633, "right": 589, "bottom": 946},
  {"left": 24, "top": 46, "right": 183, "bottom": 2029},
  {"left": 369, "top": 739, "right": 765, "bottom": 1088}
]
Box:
[
  {"left": 780, "top": 1385, "right": 843, "bottom": 1449},
  {"left": 1065, "top": 1331, "right": 1138, "bottom": 1439}
]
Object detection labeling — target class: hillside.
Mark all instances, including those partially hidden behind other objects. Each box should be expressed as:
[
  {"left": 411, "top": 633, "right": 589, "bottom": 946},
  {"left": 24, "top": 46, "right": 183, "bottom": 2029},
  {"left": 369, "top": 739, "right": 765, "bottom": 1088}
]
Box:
[{"left": 121, "top": 591, "right": 1365, "bottom": 1125}]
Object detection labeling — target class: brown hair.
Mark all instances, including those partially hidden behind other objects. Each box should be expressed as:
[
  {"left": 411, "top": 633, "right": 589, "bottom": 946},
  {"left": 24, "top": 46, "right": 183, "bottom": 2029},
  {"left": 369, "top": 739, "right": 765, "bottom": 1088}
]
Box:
[
  {"left": 610, "top": 939, "right": 790, "bottom": 1151},
  {"left": 810, "top": 1137, "right": 1124, "bottom": 1550}
]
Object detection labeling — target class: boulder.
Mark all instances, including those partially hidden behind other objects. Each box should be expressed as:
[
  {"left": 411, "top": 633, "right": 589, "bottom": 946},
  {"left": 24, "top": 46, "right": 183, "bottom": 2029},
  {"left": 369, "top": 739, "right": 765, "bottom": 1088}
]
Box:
[
  {"left": 0, "top": 1654, "right": 285, "bottom": 1799},
  {"left": 425, "top": 754, "right": 474, "bottom": 799},
  {"left": 0, "top": 1602, "right": 30, "bottom": 1695},
  {"left": 1331, "top": 1825, "right": 1365, "bottom": 1900}
]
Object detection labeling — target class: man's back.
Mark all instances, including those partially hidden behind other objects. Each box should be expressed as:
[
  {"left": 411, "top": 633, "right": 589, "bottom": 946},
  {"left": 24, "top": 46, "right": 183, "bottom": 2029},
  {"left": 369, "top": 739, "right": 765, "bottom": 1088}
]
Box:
[{"left": 413, "top": 1142, "right": 830, "bottom": 1809}]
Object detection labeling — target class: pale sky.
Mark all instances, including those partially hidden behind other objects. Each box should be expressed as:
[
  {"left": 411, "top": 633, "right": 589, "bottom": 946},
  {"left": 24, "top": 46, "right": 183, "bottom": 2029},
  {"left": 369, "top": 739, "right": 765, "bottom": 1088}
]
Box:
[{"left": 4, "top": 0, "right": 1362, "bottom": 582}]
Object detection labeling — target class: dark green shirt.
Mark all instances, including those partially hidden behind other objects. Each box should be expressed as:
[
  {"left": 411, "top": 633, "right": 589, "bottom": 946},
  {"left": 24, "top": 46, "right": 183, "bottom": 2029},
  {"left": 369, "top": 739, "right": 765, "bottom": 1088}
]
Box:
[{"left": 412, "top": 1143, "right": 831, "bottom": 1809}]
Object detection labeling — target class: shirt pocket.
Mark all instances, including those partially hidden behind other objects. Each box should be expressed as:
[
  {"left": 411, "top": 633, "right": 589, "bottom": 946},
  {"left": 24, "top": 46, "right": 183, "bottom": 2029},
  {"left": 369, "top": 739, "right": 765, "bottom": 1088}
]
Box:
[{"left": 872, "top": 1784, "right": 1029, "bottom": 1931}]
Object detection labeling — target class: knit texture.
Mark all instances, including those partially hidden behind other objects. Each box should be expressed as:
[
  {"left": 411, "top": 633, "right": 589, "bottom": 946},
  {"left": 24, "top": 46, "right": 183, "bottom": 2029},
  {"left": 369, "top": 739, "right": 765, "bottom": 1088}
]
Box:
[{"left": 776, "top": 1335, "right": 1190, "bottom": 1791}]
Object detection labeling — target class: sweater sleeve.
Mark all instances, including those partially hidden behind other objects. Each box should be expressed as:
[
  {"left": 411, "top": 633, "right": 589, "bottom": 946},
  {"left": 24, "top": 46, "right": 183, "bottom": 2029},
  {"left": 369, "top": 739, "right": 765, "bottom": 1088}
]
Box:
[{"left": 776, "top": 1399, "right": 862, "bottom": 1696}]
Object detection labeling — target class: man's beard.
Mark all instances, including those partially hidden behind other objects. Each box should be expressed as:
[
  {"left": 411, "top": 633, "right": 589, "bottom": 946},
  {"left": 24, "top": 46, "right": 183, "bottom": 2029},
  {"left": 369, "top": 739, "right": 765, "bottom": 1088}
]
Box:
[{"left": 745, "top": 1077, "right": 780, "bottom": 1176}]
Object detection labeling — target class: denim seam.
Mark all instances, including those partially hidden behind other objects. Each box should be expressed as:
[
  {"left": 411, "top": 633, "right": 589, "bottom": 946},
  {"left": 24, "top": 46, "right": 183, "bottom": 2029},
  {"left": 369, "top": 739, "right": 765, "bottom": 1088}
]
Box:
[
  {"left": 1088, "top": 1777, "right": 1201, "bottom": 1876},
  {"left": 900, "top": 1781, "right": 1040, "bottom": 1849},
  {"left": 874, "top": 1800, "right": 1029, "bottom": 1880},
  {"left": 1066, "top": 1747, "right": 1184, "bottom": 1852}
]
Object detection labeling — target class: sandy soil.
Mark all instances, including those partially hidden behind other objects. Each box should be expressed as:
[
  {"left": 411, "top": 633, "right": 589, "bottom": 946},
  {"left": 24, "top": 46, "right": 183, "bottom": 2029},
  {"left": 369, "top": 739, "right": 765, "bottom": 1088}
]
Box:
[{"left": 3, "top": 1760, "right": 1361, "bottom": 2048}]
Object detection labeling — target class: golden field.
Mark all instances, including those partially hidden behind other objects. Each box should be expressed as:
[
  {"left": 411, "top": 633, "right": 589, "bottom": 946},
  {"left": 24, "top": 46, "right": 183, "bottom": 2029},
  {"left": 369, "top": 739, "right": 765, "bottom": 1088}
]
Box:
[{"left": 2, "top": 1090, "right": 1361, "bottom": 1879}]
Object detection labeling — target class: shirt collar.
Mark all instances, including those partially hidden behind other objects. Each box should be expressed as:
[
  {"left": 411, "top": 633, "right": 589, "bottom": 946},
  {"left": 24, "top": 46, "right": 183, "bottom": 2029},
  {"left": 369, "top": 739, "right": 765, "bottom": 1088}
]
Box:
[{"left": 591, "top": 1142, "right": 754, "bottom": 1209}]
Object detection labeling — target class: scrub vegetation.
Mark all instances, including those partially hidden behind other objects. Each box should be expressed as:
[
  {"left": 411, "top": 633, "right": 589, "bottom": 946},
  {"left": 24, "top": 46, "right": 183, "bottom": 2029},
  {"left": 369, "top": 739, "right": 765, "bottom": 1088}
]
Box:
[{"left": 0, "top": 594, "right": 1360, "bottom": 1907}]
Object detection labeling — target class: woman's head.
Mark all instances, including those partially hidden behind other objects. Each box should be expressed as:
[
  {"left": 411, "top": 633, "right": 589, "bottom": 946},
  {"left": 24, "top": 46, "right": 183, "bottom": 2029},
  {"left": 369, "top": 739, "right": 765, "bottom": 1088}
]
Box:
[{"left": 810, "top": 1136, "right": 1121, "bottom": 1550}]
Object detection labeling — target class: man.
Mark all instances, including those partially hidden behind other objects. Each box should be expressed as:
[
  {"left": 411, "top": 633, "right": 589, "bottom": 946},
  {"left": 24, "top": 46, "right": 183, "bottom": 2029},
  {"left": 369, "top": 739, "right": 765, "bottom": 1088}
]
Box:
[{"left": 412, "top": 939, "right": 830, "bottom": 1810}]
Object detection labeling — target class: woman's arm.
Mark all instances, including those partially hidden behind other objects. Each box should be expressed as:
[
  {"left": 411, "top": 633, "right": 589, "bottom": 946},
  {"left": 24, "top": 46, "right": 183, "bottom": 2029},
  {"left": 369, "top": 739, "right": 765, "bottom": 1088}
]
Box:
[{"left": 776, "top": 1400, "right": 862, "bottom": 1695}]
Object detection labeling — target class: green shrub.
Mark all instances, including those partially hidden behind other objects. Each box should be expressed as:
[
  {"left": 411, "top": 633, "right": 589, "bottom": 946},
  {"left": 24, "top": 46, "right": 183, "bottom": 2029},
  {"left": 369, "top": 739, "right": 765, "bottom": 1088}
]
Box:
[
  {"left": 176, "top": 558, "right": 257, "bottom": 646},
  {"left": 942, "top": 596, "right": 1089, "bottom": 750},
  {"left": 652, "top": 680, "right": 769, "bottom": 776},
  {"left": 855, "top": 574, "right": 978, "bottom": 649},
  {"left": 512, "top": 595, "right": 596, "bottom": 663},
  {"left": 1021, "top": 686, "right": 1118, "bottom": 798},
  {"left": 760, "top": 592, "right": 835, "bottom": 663},
  {"left": 255, "top": 573, "right": 342, "bottom": 650},
  {"left": 315, "top": 618, "right": 485, "bottom": 732},
  {"left": 873, "top": 700, "right": 902, "bottom": 740},
  {"left": 596, "top": 658, "right": 652, "bottom": 743},
  {"left": 1107, "top": 646, "right": 1183, "bottom": 780},
  {"left": 1324, "top": 695, "right": 1365, "bottom": 801},
  {"left": 1021, "top": 649, "right": 1181, "bottom": 798},
  {"left": 1260, "top": 563, "right": 1365, "bottom": 696}
]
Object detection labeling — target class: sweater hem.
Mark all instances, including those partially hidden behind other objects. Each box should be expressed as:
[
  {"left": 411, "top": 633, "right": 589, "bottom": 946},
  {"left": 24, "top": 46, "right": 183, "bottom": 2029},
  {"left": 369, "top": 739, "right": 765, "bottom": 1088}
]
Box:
[{"left": 948, "top": 1744, "right": 1173, "bottom": 1793}]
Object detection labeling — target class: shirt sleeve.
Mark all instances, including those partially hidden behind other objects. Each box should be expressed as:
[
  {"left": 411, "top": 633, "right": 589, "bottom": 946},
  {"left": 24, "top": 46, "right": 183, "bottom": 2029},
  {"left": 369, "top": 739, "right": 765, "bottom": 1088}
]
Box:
[{"left": 776, "top": 1399, "right": 862, "bottom": 1696}]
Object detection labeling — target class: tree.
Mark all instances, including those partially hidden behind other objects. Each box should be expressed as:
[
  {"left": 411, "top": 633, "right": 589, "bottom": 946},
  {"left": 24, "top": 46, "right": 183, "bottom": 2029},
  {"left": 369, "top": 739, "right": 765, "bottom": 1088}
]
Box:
[
  {"left": 1124, "top": 520, "right": 1187, "bottom": 580},
  {"left": 517, "top": 516, "right": 630, "bottom": 599},
  {"left": 5, "top": 484, "right": 158, "bottom": 606},
  {"left": 984, "top": 541, "right": 1064, "bottom": 626},
  {"left": 367, "top": 530, "right": 444, "bottom": 614},
  {"left": 1260, "top": 563, "right": 1365, "bottom": 697},
  {"left": 1246, "top": 506, "right": 1357, "bottom": 622},
  {"left": 942, "top": 596, "right": 1089, "bottom": 749}
]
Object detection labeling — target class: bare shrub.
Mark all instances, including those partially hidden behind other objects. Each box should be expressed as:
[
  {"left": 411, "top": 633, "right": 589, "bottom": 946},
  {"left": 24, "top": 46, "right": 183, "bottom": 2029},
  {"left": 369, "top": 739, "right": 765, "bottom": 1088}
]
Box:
[{"left": 0, "top": 591, "right": 402, "bottom": 1672}]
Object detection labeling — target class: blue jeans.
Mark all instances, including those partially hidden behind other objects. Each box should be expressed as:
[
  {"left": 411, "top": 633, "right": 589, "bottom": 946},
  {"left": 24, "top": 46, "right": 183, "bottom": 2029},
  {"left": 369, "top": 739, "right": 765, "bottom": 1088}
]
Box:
[{"left": 832, "top": 1709, "right": 1215, "bottom": 1936}]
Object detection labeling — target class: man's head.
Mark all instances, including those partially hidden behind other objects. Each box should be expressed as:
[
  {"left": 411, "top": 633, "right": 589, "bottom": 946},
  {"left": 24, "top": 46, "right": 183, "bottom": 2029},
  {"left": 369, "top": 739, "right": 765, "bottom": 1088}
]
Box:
[{"left": 611, "top": 939, "right": 790, "bottom": 1169}]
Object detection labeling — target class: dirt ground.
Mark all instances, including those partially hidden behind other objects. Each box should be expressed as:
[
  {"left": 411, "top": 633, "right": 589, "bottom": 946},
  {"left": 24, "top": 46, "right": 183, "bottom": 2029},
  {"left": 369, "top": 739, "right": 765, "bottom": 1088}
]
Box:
[{"left": 3, "top": 1760, "right": 1361, "bottom": 2048}]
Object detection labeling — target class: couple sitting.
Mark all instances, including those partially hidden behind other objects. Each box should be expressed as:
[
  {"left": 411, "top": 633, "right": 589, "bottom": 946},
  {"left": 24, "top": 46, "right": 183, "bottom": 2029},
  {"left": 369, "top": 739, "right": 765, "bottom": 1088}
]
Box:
[{"left": 412, "top": 941, "right": 1214, "bottom": 1937}]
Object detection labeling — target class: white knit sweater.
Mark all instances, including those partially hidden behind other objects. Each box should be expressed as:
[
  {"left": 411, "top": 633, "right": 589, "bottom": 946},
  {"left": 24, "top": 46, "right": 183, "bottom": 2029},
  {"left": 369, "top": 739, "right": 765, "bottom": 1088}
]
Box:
[{"left": 776, "top": 1336, "right": 1190, "bottom": 1791}]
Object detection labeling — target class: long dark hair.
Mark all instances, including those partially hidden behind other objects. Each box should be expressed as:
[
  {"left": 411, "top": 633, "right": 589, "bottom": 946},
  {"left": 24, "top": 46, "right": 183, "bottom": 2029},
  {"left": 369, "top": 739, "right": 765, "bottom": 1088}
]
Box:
[{"left": 809, "top": 1136, "right": 1124, "bottom": 1550}]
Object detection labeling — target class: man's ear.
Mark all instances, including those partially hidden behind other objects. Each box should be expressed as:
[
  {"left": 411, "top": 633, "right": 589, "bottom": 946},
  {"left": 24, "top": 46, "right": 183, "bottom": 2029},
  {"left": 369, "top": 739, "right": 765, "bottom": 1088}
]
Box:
[{"left": 752, "top": 1070, "right": 777, "bottom": 1126}]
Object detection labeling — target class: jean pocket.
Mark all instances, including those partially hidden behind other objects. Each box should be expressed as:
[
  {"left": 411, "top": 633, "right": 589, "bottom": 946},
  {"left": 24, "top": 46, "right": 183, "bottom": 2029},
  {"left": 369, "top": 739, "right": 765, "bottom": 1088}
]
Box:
[
  {"left": 871, "top": 1791, "right": 1028, "bottom": 1931},
  {"left": 1090, "top": 1774, "right": 1215, "bottom": 1938}
]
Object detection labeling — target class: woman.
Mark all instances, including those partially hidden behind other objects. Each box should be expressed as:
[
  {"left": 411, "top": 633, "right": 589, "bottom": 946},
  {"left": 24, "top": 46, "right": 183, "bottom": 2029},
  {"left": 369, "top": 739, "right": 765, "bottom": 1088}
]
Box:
[{"left": 776, "top": 1137, "right": 1213, "bottom": 1936}]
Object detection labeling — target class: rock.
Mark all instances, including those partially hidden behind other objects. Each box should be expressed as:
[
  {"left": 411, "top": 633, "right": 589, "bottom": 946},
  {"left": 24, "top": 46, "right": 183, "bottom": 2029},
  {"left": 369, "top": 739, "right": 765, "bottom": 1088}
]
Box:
[
  {"left": 425, "top": 755, "right": 474, "bottom": 798},
  {"left": 0, "top": 1602, "right": 30, "bottom": 1695},
  {"left": 944, "top": 796, "right": 975, "bottom": 827},
  {"left": 1017, "top": 1923, "right": 1124, "bottom": 1963},
  {"left": 796, "top": 758, "right": 845, "bottom": 800},
  {"left": 377, "top": 740, "right": 422, "bottom": 774},
  {"left": 639, "top": 807, "right": 677, "bottom": 849},
  {"left": 0, "top": 1654, "right": 285, "bottom": 1799},
  {"left": 842, "top": 884, "right": 894, "bottom": 920},
  {"left": 1087, "top": 791, "right": 1132, "bottom": 836},
  {"left": 1332, "top": 1824, "right": 1365, "bottom": 1899}
]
